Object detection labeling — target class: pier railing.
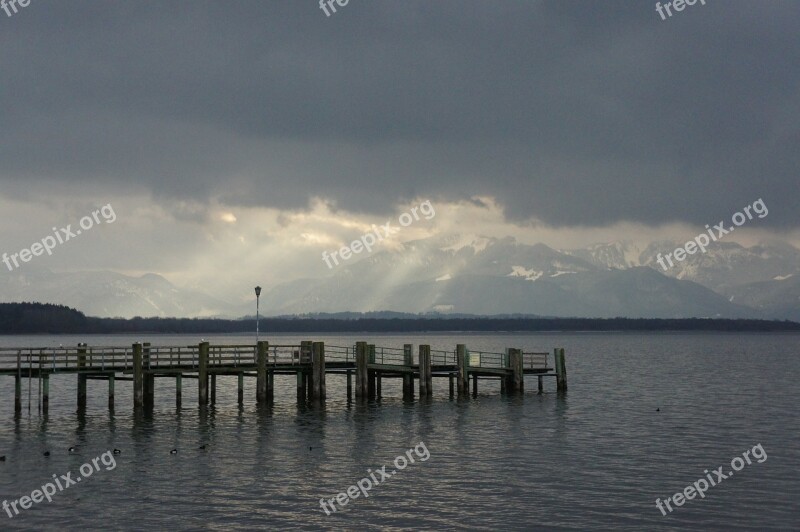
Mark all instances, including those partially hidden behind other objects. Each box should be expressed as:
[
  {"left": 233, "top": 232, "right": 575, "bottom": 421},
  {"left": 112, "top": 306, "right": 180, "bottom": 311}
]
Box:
[
  {"left": 372, "top": 346, "right": 407, "bottom": 366},
  {"left": 266, "top": 344, "right": 307, "bottom": 365},
  {"left": 467, "top": 350, "right": 505, "bottom": 368},
  {"left": 0, "top": 344, "right": 557, "bottom": 373},
  {"left": 430, "top": 348, "right": 456, "bottom": 366},
  {"left": 522, "top": 351, "right": 549, "bottom": 370},
  {"left": 325, "top": 345, "right": 355, "bottom": 363},
  {"left": 0, "top": 346, "right": 135, "bottom": 372}
]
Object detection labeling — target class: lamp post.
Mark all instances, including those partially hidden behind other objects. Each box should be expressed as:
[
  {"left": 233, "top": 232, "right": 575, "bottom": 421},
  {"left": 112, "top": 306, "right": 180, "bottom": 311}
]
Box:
[{"left": 255, "top": 286, "right": 262, "bottom": 343}]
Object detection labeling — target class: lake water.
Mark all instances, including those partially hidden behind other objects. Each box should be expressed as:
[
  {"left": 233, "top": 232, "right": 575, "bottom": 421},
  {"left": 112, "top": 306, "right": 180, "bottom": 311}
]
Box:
[{"left": 0, "top": 332, "right": 798, "bottom": 530}]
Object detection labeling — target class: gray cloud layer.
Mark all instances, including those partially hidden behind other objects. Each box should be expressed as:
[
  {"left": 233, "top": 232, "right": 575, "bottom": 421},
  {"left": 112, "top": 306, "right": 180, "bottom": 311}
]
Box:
[{"left": 1, "top": 0, "right": 798, "bottom": 227}]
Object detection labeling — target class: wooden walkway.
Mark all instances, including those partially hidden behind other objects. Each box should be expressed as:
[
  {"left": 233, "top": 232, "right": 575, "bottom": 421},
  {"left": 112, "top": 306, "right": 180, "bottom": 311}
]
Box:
[{"left": 0, "top": 341, "right": 567, "bottom": 414}]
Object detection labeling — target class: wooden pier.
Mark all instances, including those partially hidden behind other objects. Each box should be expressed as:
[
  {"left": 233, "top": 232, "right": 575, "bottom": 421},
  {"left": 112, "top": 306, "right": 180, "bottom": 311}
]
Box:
[{"left": 0, "top": 341, "right": 567, "bottom": 414}]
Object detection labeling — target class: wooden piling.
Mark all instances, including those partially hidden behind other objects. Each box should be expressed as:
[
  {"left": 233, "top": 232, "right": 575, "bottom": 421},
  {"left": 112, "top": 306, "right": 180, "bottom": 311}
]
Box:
[
  {"left": 300, "top": 341, "right": 313, "bottom": 403},
  {"left": 403, "top": 344, "right": 414, "bottom": 399},
  {"left": 43, "top": 373, "right": 50, "bottom": 414},
  {"left": 268, "top": 370, "right": 274, "bottom": 401},
  {"left": 456, "top": 344, "right": 469, "bottom": 397},
  {"left": 238, "top": 373, "right": 244, "bottom": 404},
  {"left": 198, "top": 341, "right": 209, "bottom": 405},
  {"left": 367, "top": 344, "right": 376, "bottom": 399},
  {"left": 449, "top": 374, "right": 454, "bottom": 397},
  {"left": 296, "top": 370, "right": 306, "bottom": 402},
  {"left": 312, "top": 341, "right": 326, "bottom": 400},
  {"left": 346, "top": 370, "right": 353, "bottom": 400},
  {"left": 538, "top": 375, "right": 544, "bottom": 394},
  {"left": 77, "top": 343, "right": 87, "bottom": 409},
  {"left": 210, "top": 374, "right": 216, "bottom": 404},
  {"left": 14, "top": 352, "right": 21, "bottom": 414},
  {"left": 472, "top": 373, "right": 478, "bottom": 396},
  {"left": 355, "top": 342, "right": 368, "bottom": 398},
  {"left": 107, "top": 374, "right": 114, "bottom": 409},
  {"left": 256, "top": 341, "right": 268, "bottom": 404},
  {"left": 176, "top": 374, "right": 182, "bottom": 407},
  {"left": 555, "top": 347, "right": 567, "bottom": 392},
  {"left": 143, "top": 343, "right": 154, "bottom": 408},
  {"left": 506, "top": 348, "right": 523, "bottom": 394},
  {"left": 133, "top": 343, "right": 143, "bottom": 408},
  {"left": 419, "top": 345, "right": 432, "bottom": 397}
]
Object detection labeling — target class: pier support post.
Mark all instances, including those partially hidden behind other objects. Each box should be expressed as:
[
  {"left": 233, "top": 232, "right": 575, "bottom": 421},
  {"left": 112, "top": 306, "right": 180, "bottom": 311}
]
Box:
[
  {"left": 15, "top": 352, "right": 21, "bottom": 414},
  {"left": 15, "top": 373, "right": 22, "bottom": 414},
  {"left": 347, "top": 370, "right": 353, "bottom": 400},
  {"left": 77, "top": 343, "right": 87, "bottom": 409},
  {"left": 355, "top": 342, "right": 368, "bottom": 398},
  {"left": 555, "top": 347, "right": 567, "bottom": 392},
  {"left": 176, "top": 374, "right": 182, "bottom": 407},
  {"left": 107, "top": 374, "right": 114, "bottom": 410},
  {"left": 238, "top": 373, "right": 244, "bottom": 404},
  {"left": 456, "top": 344, "right": 469, "bottom": 397},
  {"left": 133, "top": 343, "right": 143, "bottom": 408},
  {"left": 268, "top": 370, "right": 274, "bottom": 401},
  {"left": 538, "top": 375, "right": 544, "bottom": 394},
  {"left": 367, "top": 344, "right": 376, "bottom": 399},
  {"left": 210, "top": 374, "right": 216, "bottom": 404},
  {"left": 296, "top": 370, "right": 306, "bottom": 403},
  {"left": 300, "top": 341, "right": 312, "bottom": 403},
  {"left": 198, "top": 342, "right": 209, "bottom": 405},
  {"left": 312, "top": 342, "right": 326, "bottom": 400},
  {"left": 506, "top": 348, "right": 523, "bottom": 394},
  {"left": 402, "top": 344, "right": 414, "bottom": 399},
  {"left": 419, "top": 345, "right": 432, "bottom": 397},
  {"left": 256, "top": 341, "right": 268, "bottom": 404},
  {"left": 43, "top": 373, "right": 50, "bottom": 414},
  {"left": 472, "top": 374, "right": 478, "bottom": 397},
  {"left": 449, "top": 374, "right": 454, "bottom": 397},
  {"left": 143, "top": 343, "right": 154, "bottom": 408}
]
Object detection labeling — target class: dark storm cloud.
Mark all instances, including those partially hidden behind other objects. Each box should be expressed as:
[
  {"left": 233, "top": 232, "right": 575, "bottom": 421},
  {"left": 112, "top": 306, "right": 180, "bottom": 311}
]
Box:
[{"left": 0, "top": 0, "right": 797, "bottom": 227}]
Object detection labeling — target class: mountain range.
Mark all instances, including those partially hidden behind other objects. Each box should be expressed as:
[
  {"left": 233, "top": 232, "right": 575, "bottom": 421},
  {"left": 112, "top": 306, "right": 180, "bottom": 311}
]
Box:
[{"left": 1, "top": 236, "right": 798, "bottom": 320}]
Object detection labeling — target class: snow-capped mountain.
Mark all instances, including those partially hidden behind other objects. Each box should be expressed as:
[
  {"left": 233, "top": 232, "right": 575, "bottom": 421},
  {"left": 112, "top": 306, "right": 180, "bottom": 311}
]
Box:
[
  {"left": 562, "top": 239, "right": 800, "bottom": 319},
  {"left": 259, "top": 235, "right": 759, "bottom": 318},
  {"left": 4, "top": 235, "right": 798, "bottom": 320}
]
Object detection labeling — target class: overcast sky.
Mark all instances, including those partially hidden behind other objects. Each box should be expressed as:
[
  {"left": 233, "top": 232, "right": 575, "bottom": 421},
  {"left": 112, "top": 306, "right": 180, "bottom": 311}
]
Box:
[{"left": 1, "top": 0, "right": 797, "bottom": 300}]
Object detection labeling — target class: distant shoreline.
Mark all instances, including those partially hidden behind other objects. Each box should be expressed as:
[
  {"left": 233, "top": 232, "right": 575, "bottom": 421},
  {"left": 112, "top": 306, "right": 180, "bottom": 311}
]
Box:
[{"left": 2, "top": 303, "right": 798, "bottom": 334}]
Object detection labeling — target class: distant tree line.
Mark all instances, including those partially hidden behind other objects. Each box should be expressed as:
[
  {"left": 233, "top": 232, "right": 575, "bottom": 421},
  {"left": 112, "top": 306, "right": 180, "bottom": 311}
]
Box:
[{"left": 1, "top": 302, "right": 799, "bottom": 334}]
